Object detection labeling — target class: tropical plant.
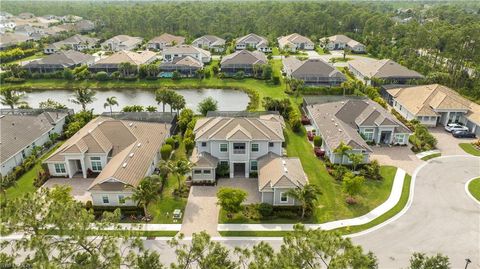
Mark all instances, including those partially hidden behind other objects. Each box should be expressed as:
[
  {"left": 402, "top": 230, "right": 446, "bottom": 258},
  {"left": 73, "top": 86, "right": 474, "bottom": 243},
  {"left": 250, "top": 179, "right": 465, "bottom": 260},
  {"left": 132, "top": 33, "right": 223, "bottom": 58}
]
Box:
[
  {"left": 348, "top": 153, "right": 364, "bottom": 172},
  {"left": 178, "top": 108, "right": 194, "bottom": 134},
  {"left": 334, "top": 142, "right": 353, "bottom": 163},
  {"left": 104, "top": 96, "right": 119, "bottom": 115},
  {"left": 155, "top": 88, "right": 174, "bottom": 113},
  {"left": 0, "top": 88, "right": 27, "bottom": 109},
  {"left": 131, "top": 177, "right": 160, "bottom": 217},
  {"left": 286, "top": 184, "right": 322, "bottom": 219},
  {"left": 217, "top": 187, "right": 247, "bottom": 218},
  {"left": 170, "top": 93, "right": 186, "bottom": 113},
  {"left": 39, "top": 99, "right": 67, "bottom": 109},
  {"left": 198, "top": 97, "right": 218, "bottom": 116},
  {"left": 408, "top": 252, "right": 450, "bottom": 269},
  {"left": 342, "top": 172, "right": 365, "bottom": 202},
  {"left": 69, "top": 88, "right": 96, "bottom": 111},
  {"left": 146, "top": 105, "right": 157, "bottom": 112},
  {"left": 160, "top": 144, "right": 173, "bottom": 160}
]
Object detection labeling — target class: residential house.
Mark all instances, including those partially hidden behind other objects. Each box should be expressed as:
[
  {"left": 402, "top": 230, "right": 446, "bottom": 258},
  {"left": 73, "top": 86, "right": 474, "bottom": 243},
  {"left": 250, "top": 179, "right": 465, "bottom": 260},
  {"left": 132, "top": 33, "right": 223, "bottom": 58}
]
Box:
[
  {"left": 0, "top": 33, "right": 33, "bottom": 50},
  {"left": 220, "top": 50, "right": 267, "bottom": 76},
  {"left": 101, "top": 35, "right": 143, "bottom": 51},
  {"left": 235, "top": 33, "right": 271, "bottom": 53},
  {"left": 282, "top": 57, "right": 346, "bottom": 87},
  {"left": 24, "top": 50, "right": 95, "bottom": 73},
  {"left": 14, "top": 24, "right": 45, "bottom": 38},
  {"left": 162, "top": 45, "right": 211, "bottom": 63},
  {"left": 191, "top": 35, "right": 225, "bottom": 53},
  {"left": 74, "top": 20, "right": 95, "bottom": 33},
  {"left": 0, "top": 20, "right": 16, "bottom": 34},
  {"left": 0, "top": 109, "right": 70, "bottom": 176},
  {"left": 43, "top": 26, "right": 67, "bottom": 37},
  {"left": 190, "top": 112, "right": 308, "bottom": 206},
  {"left": 159, "top": 56, "right": 203, "bottom": 77},
  {"left": 17, "top": 13, "right": 35, "bottom": 20},
  {"left": 277, "top": 33, "right": 314, "bottom": 52},
  {"left": 386, "top": 84, "right": 480, "bottom": 135},
  {"left": 147, "top": 33, "right": 185, "bottom": 50},
  {"left": 44, "top": 34, "right": 99, "bottom": 54},
  {"left": 348, "top": 58, "right": 424, "bottom": 85},
  {"left": 44, "top": 114, "right": 174, "bottom": 206},
  {"left": 304, "top": 96, "right": 411, "bottom": 164},
  {"left": 61, "top": 15, "right": 83, "bottom": 23},
  {"left": 319, "top": 35, "right": 366, "bottom": 53},
  {"left": 89, "top": 50, "right": 157, "bottom": 73}
]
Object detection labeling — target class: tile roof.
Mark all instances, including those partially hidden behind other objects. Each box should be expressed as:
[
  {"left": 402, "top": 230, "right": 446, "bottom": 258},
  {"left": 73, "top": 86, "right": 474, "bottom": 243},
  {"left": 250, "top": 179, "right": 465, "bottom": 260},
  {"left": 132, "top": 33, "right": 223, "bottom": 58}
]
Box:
[
  {"left": 102, "top": 35, "right": 143, "bottom": 48},
  {"left": 258, "top": 153, "right": 308, "bottom": 191},
  {"left": 278, "top": 33, "right": 314, "bottom": 47},
  {"left": 220, "top": 50, "right": 267, "bottom": 66},
  {"left": 348, "top": 58, "right": 423, "bottom": 80},
  {"left": 163, "top": 45, "right": 211, "bottom": 58},
  {"left": 24, "top": 50, "right": 95, "bottom": 67},
  {"left": 192, "top": 35, "right": 225, "bottom": 46},
  {"left": 0, "top": 110, "right": 69, "bottom": 163},
  {"left": 320, "top": 34, "right": 364, "bottom": 48},
  {"left": 194, "top": 114, "right": 284, "bottom": 142},
  {"left": 148, "top": 33, "right": 185, "bottom": 45},
  {"left": 92, "top": 50, "right": 157, "bottom": 65},
  {"left": 0, "top": 33, "right": 33, "bottom": 47},
  {"left": 283, "top": 57, "right": 346, "bottom": 80},
  {"left": 190, "top": 149, "right": 218, "bottom": 168},
  {"left": 236, "top": 33, "right": 268, "bottom": 47}
]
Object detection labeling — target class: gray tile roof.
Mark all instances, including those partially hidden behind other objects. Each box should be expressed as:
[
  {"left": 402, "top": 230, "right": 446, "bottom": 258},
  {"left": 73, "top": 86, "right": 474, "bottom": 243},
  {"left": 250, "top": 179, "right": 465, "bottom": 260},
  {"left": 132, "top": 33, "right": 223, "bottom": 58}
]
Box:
[
  {"left": 220, "top": 50, "right": 267, "bottom": 66},
  {"left": 283, "top": 57, "right": 346, "bottom": 80},
  {"left": 24, "top": 50, "right": 95, "bottom": 68},
  {"left": 258, "top": 153, "right": 308, "bottom": 191},
  {"left": 192, "top": 35, "right": 225, "bottom": 46},
  {"left": 349, "top": 59, "right": 423, "bottom": 80}
]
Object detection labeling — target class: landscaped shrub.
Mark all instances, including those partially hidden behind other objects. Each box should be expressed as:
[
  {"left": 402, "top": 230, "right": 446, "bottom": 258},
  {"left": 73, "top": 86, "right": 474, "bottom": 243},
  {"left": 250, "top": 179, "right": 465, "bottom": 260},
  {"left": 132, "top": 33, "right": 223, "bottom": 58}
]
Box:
[
  {"left": 299, "top": 86, "right": 354, "bottom": 95},
  {"left": 288, "top": 110, "right": 302, "bottom": 133},
  {"left": 216, "top": 162, "right": 230, "bottom": 178},
  {"left": 331, "top": 165, "right": 349, "bottom": 181},
  {"left": 63, "top": 68, "right": 74, "bottom": 80},
  {"left": 165, "top": 137, "right": 176, "bottom": 149},
  {"left": 34, "top": 170, "right": 50, "bottom": 187},
  {"left": 313, "top": 136, "right": 322, "bottom": 147},
  {"left": 3, "top": 77, "right": 26, "bottom": 83},
  {"left": 160, "top": 144, "right": 173, "bottom": 160},
  {"left": 95, "top": 71, "right": 109, "bottom": 81},
  {"left": 249, "top": 171, "right": 258, "bottom": 178},
  {"left": 257, "top": 203, "right": 274, "bottom": 218},
  {"left": 360, "top": 160, "right": 383, "bottom": 181},
  {"left": 271, "top": 75, "right": 280, "bottom": 85},
  {"left": 275, "top": 210, "right": 298, "bottom": 219},
  {"left": 234, "top": 71, "right": 245, "bottom": 80},
  {"left": 85, "top": 200, "right": 93, "bottom": 210}
]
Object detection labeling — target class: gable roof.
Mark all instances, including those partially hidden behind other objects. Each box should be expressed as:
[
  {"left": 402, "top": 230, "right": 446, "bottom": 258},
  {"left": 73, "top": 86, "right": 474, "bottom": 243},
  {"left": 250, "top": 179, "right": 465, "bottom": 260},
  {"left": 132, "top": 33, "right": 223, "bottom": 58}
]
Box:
[
  {"left": 320, "top": 35, "right": 364, "bottom": 48},
  {"left": 387, "top": 84, "right": 476, "bottom": 119},
  {"left": 45, "top": 116, "right": 170, "bottom": 188},
  {"left": 48, "top": 34, "right": 99, "bottom": 49},
  {"left": 220, "top": 50, "right": 267, "bottom": 66},
  {"left": 278, "top": 33, "right": 314, "bottom": 47},
  {"left": 258, "top": 153, "right": 308, "bottom": 191},
  {"left": 25, "top": 50, "right": 94, "bottom": 67},
  {"left": 163, "top": 45, "right": 211, "bottom": 58},
  {"left": 194, "top": 114, "right": 284, "bottom": 142},
  {"left": 160, "top": 55, "right": 203, "bottom": 68},
  {"left": 0, "top": 33, "right": 33, "bottom": 47},
  {"left": 283, "top": 57, "right": 346, "bottom": 79},
  {"left": 92, "top": 50, "right": 157, "bottom": 65},
  {"left": 192, "top": 35, "right": 225, "bottom": 46},
  {"left": 148, "top": 33, "right": 185, "bottom": 45},
  {"left": 0, "top": 110, "right": 69, "bottom": 163},
  {"left": 236, "top": 33, "right": 268, "bottom": 46},
  {"left": 349, "top": 58, "right": 423, "bottom": 80},
  {"left": 102, "top": 35, "right": 143, "bottom": 47}
]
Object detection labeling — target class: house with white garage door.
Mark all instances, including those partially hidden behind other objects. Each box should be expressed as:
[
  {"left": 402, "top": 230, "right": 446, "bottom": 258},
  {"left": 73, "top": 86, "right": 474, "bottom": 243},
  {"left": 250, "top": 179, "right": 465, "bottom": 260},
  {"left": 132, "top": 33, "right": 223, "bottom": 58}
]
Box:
[{"left": 190, "top": 112, "right": 308, "bottom": 206}]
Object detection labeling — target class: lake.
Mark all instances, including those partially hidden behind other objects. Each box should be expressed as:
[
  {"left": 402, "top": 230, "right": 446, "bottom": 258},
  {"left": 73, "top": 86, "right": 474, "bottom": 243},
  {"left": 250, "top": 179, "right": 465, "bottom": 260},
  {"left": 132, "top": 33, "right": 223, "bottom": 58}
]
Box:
[{"left": 15, "top": 88, "right": 250, "bottom": 113}]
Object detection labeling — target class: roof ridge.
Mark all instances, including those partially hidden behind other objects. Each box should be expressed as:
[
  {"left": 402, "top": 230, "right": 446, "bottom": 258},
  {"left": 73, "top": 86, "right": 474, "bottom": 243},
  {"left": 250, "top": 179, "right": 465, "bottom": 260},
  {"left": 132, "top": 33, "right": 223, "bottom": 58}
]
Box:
[{"left": 207, "top": 118, "right": 234, "bottom": 140}]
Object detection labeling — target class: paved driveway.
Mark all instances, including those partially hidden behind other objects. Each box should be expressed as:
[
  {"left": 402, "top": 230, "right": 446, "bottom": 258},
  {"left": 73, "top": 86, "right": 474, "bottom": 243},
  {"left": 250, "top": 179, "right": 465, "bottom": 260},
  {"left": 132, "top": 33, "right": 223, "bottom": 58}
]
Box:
[
  {"left": 370, "top": 146, "right": 423, "bottom": 175},
  {"left": 217, "top": 178, "right": 261, "bottom": 204},
  {"left": 430, "top": 127, "right": 476, "bottom": 155},
  {"left": 42, "top": 178, "right": 94, "bottom": 203},
  {"left": 352, "top": 156, "right": 480, "bottom": 268}
]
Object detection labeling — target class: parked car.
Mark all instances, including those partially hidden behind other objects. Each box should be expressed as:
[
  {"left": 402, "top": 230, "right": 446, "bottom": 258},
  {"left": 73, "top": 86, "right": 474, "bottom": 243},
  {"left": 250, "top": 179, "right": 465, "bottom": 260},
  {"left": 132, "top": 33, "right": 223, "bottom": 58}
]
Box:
[
  {"left": 452, "top": 130, "right": 476, "bottom": 138},
  {"left": 445, "top": 123, "right": 468, "bottom": 132}
]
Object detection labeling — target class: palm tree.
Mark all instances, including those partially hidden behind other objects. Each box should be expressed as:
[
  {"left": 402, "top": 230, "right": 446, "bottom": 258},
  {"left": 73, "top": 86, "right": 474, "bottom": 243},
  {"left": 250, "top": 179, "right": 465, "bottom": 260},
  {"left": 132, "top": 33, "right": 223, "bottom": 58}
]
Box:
[
  {"left": 0, "top": 88, "right": 27, "bottom": 109},
  {"left": 287, "top": 184, "right": 322, "bottom": 219},
  {"left": 131, "top": 177, "right": 160, "bottom": 217},
  {"left": 334, "top": 142, "right": 352, "bottom": 164},
  {"left": 170, "top": 93, "right": 186, "bottom": 114},
  {"left": 103, "top": 96, "right": 119, "bottom": 115},
  {"left": 173, "top": 159, "right": 192, "bottom": 189},
  {"left": 155, "top": 88, "right": 172, "bottom": 112},
  {"left": 70, "top": 88, "right": 96, "bottom": 111},
  {"left": 118, "top": 62, "right": 135, "bottom": 77}
]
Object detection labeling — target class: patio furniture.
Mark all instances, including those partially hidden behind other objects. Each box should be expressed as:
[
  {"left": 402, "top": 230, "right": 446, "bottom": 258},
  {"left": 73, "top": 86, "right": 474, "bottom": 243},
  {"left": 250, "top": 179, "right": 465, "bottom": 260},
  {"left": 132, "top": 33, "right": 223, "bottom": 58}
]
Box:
[{"left": 173, "top": 209, "right": 182, "bottom": 220}]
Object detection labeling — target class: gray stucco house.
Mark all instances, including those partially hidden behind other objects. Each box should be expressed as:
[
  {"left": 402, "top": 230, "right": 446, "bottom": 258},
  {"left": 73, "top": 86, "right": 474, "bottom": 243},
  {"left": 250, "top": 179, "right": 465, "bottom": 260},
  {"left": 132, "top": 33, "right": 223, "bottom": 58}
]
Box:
[
  {"left": 282, "top": 57, "right": 346, "bottom": 87},
  {"left": 304, "top": 96, "right": 411, "bottom": 164},
  {"left": 190, "top": 112, "right": 308, "bottom": 206}
]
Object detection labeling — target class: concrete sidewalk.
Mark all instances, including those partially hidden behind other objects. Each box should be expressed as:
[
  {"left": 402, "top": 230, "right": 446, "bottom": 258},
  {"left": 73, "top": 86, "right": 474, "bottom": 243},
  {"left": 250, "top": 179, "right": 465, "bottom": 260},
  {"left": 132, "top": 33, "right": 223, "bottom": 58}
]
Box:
[{"left": 218, "top": 168, "right": 406, "bottom": 232}]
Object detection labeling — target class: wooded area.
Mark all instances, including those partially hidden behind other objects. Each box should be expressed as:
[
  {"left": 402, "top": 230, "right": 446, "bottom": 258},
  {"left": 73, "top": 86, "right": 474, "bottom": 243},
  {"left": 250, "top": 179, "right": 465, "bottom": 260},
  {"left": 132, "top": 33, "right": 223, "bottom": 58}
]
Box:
[{"left": 2, "top": 1, "right": 479, "bottom": 101}]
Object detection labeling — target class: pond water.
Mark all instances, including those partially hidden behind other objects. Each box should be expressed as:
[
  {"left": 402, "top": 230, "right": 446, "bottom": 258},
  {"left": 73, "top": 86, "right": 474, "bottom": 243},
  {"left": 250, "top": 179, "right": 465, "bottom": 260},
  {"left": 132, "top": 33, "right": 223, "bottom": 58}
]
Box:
[{"left": 16, "top": 88, "right": 250, "bottom": 113}]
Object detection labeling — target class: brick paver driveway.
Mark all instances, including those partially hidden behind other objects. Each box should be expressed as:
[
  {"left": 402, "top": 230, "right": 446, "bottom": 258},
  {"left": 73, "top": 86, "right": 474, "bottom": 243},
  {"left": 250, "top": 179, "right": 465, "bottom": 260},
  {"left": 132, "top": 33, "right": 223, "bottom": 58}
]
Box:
[
  {"left": 42, "top": 178, "right": 94, "bottom": 203},
  {"left": 430, "top": 127, "right": 476, "bottom": 155},
  {"left": 180, "top": 178, "right": 261, "bottom": 236},
  {"left": 370, "top": 146, "right": 423, "bottom": 175}
]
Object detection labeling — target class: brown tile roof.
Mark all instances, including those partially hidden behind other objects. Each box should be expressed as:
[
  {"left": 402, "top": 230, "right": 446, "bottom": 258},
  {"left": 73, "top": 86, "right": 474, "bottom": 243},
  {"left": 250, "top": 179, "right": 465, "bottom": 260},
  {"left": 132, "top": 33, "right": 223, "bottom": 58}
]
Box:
[
  {"left": 283, "top": 57, "right": 346, "bottom": 80},
  {"left": 190, "top": 149, "right": 218, "bottom": 168},
  {"left": 1, "top": 111, "right": 69, "bottom": 163},
  {"left": 194, "top": 115, "right": 284, "bottom": 142},
  {"left": 349, "top": 59, "right": 423, "bottom": 80},
  {"left": 92, "top": 50, "right": 157, "bottom": 66},
  {"left": 192, "top": 35, "right": 225, "bottom": 46},
  {"left": 25, "top": 50, "right": 95, "bottom": 68},
  {"left": 387, "top": 84, "right": 472, "bottom": 117},
  {"left": 220, "top": 50, "right": 267, "bottom": 66},
  {"left": 278, "top": 33, "right": 314, "bottom": 47},
  {"left": 258, "top": 153, "right": 308, "bottom": 191},
  {"left": 148, "top": 33, "right": 185, "bottom": 45}
]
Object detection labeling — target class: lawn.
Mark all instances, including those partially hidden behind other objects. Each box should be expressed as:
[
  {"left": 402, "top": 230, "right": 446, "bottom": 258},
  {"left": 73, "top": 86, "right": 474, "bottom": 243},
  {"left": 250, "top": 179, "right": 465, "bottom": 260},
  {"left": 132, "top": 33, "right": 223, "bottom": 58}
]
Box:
[
  {"left": 315, "top": 47, "right": 328, "bottom": 55},
  {"left": 468, "top": 177, "right": 480, "bottom": 202},
  {"left": 421, "top": 153, "right": 441, "bottom": 161},
  {"left": 147, "top": 139, "right": 188, "bottom": 224},
  {"left": 3, "top": 142, "right": 63, "bottom": 203},
  {"left": 7, "top": 52, "right": 44, "bottom": 64},
  {"left": 459, "top": 143, "right": 480, "bottom": 156}
]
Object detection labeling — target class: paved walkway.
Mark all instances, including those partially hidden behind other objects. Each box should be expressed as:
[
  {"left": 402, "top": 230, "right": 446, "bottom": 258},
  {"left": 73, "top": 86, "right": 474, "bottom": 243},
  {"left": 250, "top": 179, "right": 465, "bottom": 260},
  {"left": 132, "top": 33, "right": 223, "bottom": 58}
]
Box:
[
  {"left": 218, "top": 168, "right": 406, "bottom": 231},
  {"left": 352, "top": 156, "right": 480, "bottom": 268}
]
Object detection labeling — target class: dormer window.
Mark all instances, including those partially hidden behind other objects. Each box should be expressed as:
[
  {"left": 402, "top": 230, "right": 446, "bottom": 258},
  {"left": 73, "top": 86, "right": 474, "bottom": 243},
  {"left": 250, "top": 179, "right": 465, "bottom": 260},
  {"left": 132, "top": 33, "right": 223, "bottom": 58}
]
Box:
[
  {"left": 269, "top": 142, "right": 274, "bottom": 147},
  {"left": 201, "top": 142, "right": 207, "bottom": 147}
]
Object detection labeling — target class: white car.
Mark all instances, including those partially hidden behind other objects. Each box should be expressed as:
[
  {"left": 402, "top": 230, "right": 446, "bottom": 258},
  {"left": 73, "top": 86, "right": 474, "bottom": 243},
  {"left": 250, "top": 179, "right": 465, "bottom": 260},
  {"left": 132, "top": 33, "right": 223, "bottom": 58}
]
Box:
[{"left": 445, "top": 123, "right": 469, "bottom": 132}]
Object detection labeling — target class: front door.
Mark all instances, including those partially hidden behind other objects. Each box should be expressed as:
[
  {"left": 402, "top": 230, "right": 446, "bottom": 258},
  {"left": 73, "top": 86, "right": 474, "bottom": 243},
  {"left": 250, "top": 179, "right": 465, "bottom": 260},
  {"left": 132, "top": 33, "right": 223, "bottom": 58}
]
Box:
[
  {"left": 233, "top": 163, "right": 245, "bottom": 178},
  {"left": 380, "top": 131, "right": 392, "bottom": 144}
]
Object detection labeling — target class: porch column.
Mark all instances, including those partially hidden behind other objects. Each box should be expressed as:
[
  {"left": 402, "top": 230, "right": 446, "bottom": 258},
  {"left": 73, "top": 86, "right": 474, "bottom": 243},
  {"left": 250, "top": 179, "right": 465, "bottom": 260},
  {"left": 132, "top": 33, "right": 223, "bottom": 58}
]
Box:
[
  {"left": 81, "top": 158, "right": 87, "bottom": 178},
  {"left": 229, "top": 163, "right": 234, "bottom": 178},
  {"left": 444, "top": 111, "right": 450, "bottom": 126},
  {"left": 245, "top": 162, "right": 249, "bottom": 178},
  {"left": 66, "top": 160, "right": 73, "bottom": 178}
]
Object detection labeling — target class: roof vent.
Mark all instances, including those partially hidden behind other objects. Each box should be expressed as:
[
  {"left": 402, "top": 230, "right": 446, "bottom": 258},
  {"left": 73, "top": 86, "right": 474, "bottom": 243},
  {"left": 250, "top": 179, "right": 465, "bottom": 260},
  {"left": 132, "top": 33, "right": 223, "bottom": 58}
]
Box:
[
  {"left": 129, "top": 153, "right": 134, "bottom": 158},
  {"left": 129, "top": 122, "right": 133, "bottom": 127},
  {"left": 137, "top": 143, "right": 142, "bottom": 147},
  {"left": 331, "top": 118, "right": 334, "bottom": 122},
  {"left": 282, "top": 160, "right": 286, "bottom": 165},
  {"left": 284, "top": 167, "right": 288, "bottom": 173},
  {"left": 335, "top": 123, "right": 338, "bottom": 126},
  {"left": 88, "top": 129, "right": 92, "bottom": 133},
  {"left": 338, "top": 129, "right": 342, "bottom": 132},
  {"left": 122, "top": 162, "right": 127, "bottom": 168}
]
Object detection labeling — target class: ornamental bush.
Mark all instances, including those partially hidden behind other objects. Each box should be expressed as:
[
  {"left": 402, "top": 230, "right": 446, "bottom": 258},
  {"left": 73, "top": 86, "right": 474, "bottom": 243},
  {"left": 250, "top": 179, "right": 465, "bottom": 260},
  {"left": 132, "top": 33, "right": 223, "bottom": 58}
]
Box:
[
  {"left": 95, "top": 71, "right": 109, "bottom": 81},
  {"left": 160, "top": 144, "right": 173, "bottom": 160},
  {"left": 313, "top": 136, "right": 322, "bottom": 147}
]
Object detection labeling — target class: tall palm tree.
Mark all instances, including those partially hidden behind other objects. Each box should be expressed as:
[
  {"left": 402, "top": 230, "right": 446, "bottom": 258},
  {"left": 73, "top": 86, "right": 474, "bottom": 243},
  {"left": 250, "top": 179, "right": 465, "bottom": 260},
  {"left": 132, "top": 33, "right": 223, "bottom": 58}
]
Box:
[
  {"left": 131, "top": 177, "right": 160, "bottom": 217},
  {"left": 286, "top": 184, "right": 322, "bottom": 219},
  {"left": 0, "top": 88, "right": 27, "bottom": 109},
  {"left": 170, "top": 93, "right": 186, "bottom": 114},
  {"left": 173, "top": 159, "right": 192, "bottom": 189},
  {"left": 70, "top": 88, "right": 96, "bottom": 111},
  {"left": 334, "top": 142, "right": 352, "bottom": 164},
  {"left": 155, "top": 88, "right": 173, "bottom": 112},
  {"left": 103, "top": 96, "right": 119, "bottom": 115}
]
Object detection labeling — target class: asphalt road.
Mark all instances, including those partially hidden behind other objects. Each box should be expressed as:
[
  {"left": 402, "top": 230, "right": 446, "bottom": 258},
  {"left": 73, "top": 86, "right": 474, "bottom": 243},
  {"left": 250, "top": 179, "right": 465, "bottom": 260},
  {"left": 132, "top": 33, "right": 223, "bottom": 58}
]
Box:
[{"left": 352, "top": 156, "right": 480, "bottom": 268}]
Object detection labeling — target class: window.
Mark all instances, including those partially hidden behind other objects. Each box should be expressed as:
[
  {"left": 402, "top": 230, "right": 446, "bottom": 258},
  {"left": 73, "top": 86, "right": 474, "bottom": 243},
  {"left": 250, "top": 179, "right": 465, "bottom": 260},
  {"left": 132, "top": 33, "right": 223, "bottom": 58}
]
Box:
[
  {"left": 280, "top": 192, "right": 288, "bottom": 203},
  {"left": 394, "top": 134, "right": 404, "bottom": 144},
  {"left": 118, "top": 195, "right": 125, "bottom": 204},
  {"left": 250, "top": 160, "right": 258, "bottom": 171},
  {"left": 220, "top": 161, "right": 229, "bottom": 166},
  {"left": 203, "top": 169, "right": 211, "bottom": 174},
  {"left": 90, "top": 157, "right": 102, "bottom": 171},
  {"left": 269, "top": 142, "right": 274, "bottom": 147},
  {"left": 102, "top": 195, "right": 109, "bottom": 204},
  {"left": 194, "top": 170, "right": 202, "bottom": 174},
  {"left": 233, "top": 143, "right": 246, "bottom": 154},
  {"left": 201, "top": 142, "right": 207, "bottom": 147},
  {"left": 251, "top": 143, "right": 259, "bottom": 152},
  {"left": 220, "top": 144, "right": 228, "bottom": 152},
  {"left": 54, "top": 163, "right": 66, "bottom": 173},
  {"left": 362, "top": 128, "right": 374, "bottom": 141}
]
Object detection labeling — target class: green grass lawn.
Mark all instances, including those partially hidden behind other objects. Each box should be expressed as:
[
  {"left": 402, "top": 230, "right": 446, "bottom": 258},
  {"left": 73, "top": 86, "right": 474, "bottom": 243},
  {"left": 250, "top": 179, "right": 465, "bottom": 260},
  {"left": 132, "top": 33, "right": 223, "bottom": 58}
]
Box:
[
  {"left": 468, "top": 177, "right": 480, "bottom": 202},
  {"left": 329, "top": 57, "right": 352, "bottom": 63},
  {"left": 421, "top": 153, "right": 441, "bottom": 161},
  {"left": 315, "top": 47, "right": 328, "bottom": 55},
  {"left": 147, "top": 139, "right": 188, "bottom": 224},
  {"left": 459, "top": 143, "right": 480, "bottom": 156},
  {"left": 7, "top": 52, "right": 44, "bottom": 64},
  {"left": 271, "top": 47, "right": 280, "bottom": 56},
  {"left": 3, "top": 142, "right": 63, "bottom": 203}
]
